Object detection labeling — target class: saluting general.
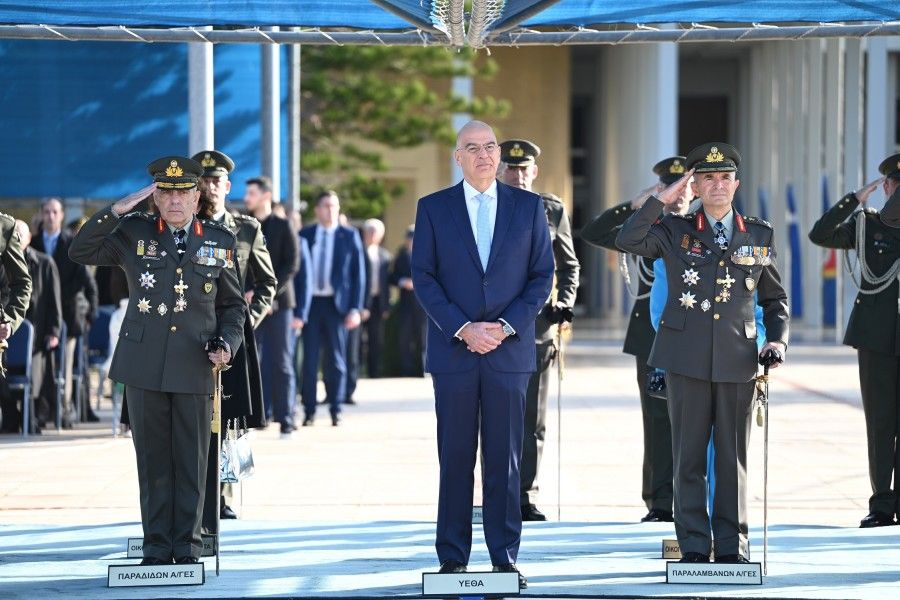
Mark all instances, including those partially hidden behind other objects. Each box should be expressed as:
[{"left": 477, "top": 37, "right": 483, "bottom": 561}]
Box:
[
  {"left": 617, "top": 143, "right": 789, "bottom": 564},
  {"left": 411, "top": 121, "right": 554, "bottom": 587},
  {"left": 69, "top": 156, "right": 245, "bottom": 566}
]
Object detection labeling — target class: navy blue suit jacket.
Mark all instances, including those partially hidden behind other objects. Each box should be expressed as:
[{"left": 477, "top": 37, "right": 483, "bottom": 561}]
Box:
[
  {"left": 292, "top": 236, "right": 313, "bottom": 323},
  {"left": 300, "top": 224, "right": 365, "bottom": 317},
  {"left": 411, "top": 180, "right": 554, "bottom": 374}
]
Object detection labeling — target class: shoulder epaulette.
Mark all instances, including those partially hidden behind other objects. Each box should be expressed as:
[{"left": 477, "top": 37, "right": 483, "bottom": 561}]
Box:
[
  {"left": 121, "top": 210, "right": 153, "bottom": 221},
  {"left": 865, "top": 206, "right": 879, "bottom": 215},
  {"left": 539, "top": 192, "right": 563, "bottom": 205},
  {"left": 744, "top": 216, "right": 773, "bottom": 229},
  {"left": 672, "top": 211, "right": 694, "bottom": 220},
  {"left": 232, "top": 212, "right": 259, "bottom": 224},
  {"left": 201, "top": 218, "right": 237, "bottom": 237}
]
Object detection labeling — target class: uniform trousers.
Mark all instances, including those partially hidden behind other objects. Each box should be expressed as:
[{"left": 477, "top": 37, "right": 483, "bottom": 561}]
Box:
[
  {"left": 857, "top": 348, "right": 900, "bottom": 516},
  {"left": 433, "top": 359, "right": 529, "bottom": 566},
  {"left": 126, "top": 386, "right": 211, "bottom": 560},
  {"left": 666, "top": 372, "right": 755, "bottom": 557},
  {"left": 520, "top": 339, "right": 555, "bottom": 506},
  {"left": 636, "top": 356, "right": 674, "bottom": 512}
]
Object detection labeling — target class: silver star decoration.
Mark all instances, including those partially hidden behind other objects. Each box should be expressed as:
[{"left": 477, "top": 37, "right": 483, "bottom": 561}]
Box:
[
  {"left": 137, "top": 297, "right": 151, "bottom": 314},
  {"left": 681, "top": 268, "right": 700, "bottom": 286},
  {"left": 679, "top": 291, "right": 697, "bottom": 310},
  {"left": 174, "top": 297, "right": 187, "bottom": 313},
  {"left": 157, "top": 302, "right": 168, "bottom": 316},
  {"left": 700, "top": 299, "right": 711, "bottom": 312},
  {"left": 139, "top": 271, "right": 156, "bottom": 289}
]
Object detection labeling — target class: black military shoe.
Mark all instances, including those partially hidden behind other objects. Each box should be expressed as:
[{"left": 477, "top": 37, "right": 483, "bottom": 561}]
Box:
[
  {"left": 139, "top": 557, "right": 172, "bottom": 566},
  {"left": 715, "top": 554, "right": 749, "bottom": 563},
  {"left": 344, "top": 397, "right": 357, "bottom": 405},
  {"left": 493, "top": 563, "right": 527, "bottom": 589},
  {"left": 220, "top": 504, "right": 238, "bottom": 519},
  {"left": 331, "top": 414, "right": 341, "bottom": 427},
  {"left": 438, "top": 559, "right": 467, "bottom": 574},
  {"left": 302, "top": 416, "right": 315, "bottom": 427},
  {"left": 859, "top": 511, "right": 895, "bottom": 528},
  {"left": 174, "top": 556, "right": 199, "bottom": 564},
  {"left": 640, "top": 509, "right": 674, "bottom": 522},
  {"left": 679, "top": 552, "right": 710, "bottom": 563},
  {"left": 521, "top": 504, "right": 547, "bottom": 521}
]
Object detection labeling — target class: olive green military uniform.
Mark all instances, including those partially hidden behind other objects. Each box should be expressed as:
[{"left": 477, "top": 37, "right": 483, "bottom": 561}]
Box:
[
  {"left": 0, "top": 212, "right": 33, "bottom": 432},
  {"left": 582, "top": 200, "right": 672, "bottom": 515},
  {"left": 499, "top": 139, "right": 580, "bottom": 513},
  {"left": 809, "top": 156, "right": 900, "bottom": 522},
  {"left": 69, "top": 158, "right": 245, "bottom": 562},
  {"left": 617, "top": 143, "right": 789, "bottom": 559},
  {"left": 194, "top": 150, "right": 277, "bottom": 532}
]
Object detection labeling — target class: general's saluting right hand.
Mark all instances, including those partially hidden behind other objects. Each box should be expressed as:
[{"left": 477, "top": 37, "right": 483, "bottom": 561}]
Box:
[
  {"left": 854, "top": 177, "right": 885, "bottom": 205},
  {"left": 656, "top": 169, "right": 695, "bottom": 206},
  {"left": 112, "top": 183, "right": 157, "bottom": 216}
]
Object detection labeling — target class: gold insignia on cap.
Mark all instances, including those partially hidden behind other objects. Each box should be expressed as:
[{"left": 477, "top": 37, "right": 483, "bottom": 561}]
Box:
[
  {"left": 165, "top": 160, "right": 184, "bottom": 177},
  {"left": 896, "top": 160, "right": 900, "bottom": 170},
  {"left": 706, "top": 147, "right": 725, "bottom": 163},
  {"left": 669, "top": 159, "right": 685, "bottom": 175},
  {"left": 200, "top": 153, "right": 217, "bottom": 168},
  {"left": 510, "top": 143, "right": 524, "bottom": 158}
]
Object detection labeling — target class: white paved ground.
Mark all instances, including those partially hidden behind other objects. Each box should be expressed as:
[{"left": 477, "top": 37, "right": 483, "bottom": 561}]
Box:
[{"left": 1, "top": 337, "right": 895, "bottom": 599}]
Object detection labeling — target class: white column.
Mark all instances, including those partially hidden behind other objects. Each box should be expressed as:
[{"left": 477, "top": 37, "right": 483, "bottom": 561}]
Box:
[
  {"left": 187, "top": 34, "right": 214, "bottom": 155},
  {"left": 825, "top": 39, "right": 848, "bottom": 341},
  {"left": 865, "top": 37, "right": 890, "bottom": 188},
  {"left": 287, "top": 41, "right": 301, "bottom": 213},
  {"left": 804, "top": 39, "right": 825, "bottom": 334},
  {"left": 261, "top": 28, "right": 281, "bottom": 202},
  {"left": 450, "top": 62, "right": 473, "bottom": 184}
]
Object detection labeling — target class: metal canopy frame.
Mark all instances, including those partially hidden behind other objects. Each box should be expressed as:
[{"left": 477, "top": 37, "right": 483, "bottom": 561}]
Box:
[{"left": 1, "top": 21, "right": 899, "bottom": 45}]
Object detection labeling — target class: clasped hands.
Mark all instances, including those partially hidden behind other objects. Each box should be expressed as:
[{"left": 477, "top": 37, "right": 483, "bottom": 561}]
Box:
[{"left": 460, "top": 322, "right": 508, "bottom": 355}]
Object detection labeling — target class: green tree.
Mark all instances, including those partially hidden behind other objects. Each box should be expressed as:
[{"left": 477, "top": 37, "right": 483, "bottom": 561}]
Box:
[{"left": 300, "top": 46, "right": 508, "bottom": 219}]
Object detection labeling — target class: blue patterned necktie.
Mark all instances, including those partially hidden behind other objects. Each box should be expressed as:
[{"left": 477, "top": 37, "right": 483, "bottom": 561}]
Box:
[
  {"left": 475, "top": 193, "right": 492, "bottom": 270},
  {"left": 174, "top": 228, "right": 187, "bottom": 255},
  {"left": 713, "top": 221, "right": 728, "bottom": 250}
]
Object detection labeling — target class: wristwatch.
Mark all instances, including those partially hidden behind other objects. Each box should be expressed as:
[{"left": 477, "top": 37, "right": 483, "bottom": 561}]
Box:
[{"left": 500, "top": 321, "right": 515, "bottom": 337}]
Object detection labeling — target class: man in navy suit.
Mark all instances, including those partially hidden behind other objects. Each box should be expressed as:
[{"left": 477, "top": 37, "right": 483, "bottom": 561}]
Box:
[
  {"left": 299, "top": 191, "right": 365, "bottom": 426},
  {"left": 411, "top": 121, "right": 554, "bottom": 587}
]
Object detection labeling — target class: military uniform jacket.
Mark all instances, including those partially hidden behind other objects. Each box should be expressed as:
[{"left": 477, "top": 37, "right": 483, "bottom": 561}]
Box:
[
  {"left": 536, "top": 193, "right": 580, "bottom": 341},
  {"left": 0, "top": 213, "right": 32, "bottom": 334},
  {"left": 582, "top": 200, "right": 655, "bottom": 359},
  {"left": 617, "top": 197, "right": 789, "bottom": 383},
  {"left": 809, "top": 192, "right": 900, "bottom": 355},
  {"left": 69, "top": 206, "right": 245, "bottom": 395}
]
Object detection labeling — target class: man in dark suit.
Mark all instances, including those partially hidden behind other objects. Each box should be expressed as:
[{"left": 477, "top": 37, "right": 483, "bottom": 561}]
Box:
[
  {"left": 300, "top": 191, "right": 364, "bottom": 426},
  {"left": 390, "top": 227, "right": 427, "bottom": 376},
  {"left": 32, "top": 198, "right": 98, "bottom": 426},
  {"left": 0, "top": 221, "right": 59, "bottom": 434},
  {"left": 362, "top": 218, "right": 392, "bottom": 380},
  {"left": 244, "top": 176, "right": 300, "bottom": 437},
  {"left": 411, "top": 121, "right": 554, "bottom": 586}
]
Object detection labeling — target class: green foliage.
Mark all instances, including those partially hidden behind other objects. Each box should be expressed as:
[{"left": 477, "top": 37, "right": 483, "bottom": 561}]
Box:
[{"left": 300, "top": 46, "right": 508, "bottom": 219}]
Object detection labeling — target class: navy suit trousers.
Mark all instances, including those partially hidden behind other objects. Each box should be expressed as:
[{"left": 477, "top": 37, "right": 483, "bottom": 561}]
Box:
[
  {"left": 255, "top": 307, "right": 296, "bottom": 426},
  {"left": 302, "top": 296, "right": 348, "bottom": 416},
  {"left": 433, "top": 359, "right": 529, "bottom": 566}
]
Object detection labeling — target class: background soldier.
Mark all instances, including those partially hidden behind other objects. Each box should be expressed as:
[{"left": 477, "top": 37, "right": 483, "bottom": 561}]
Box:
[
  {"left": 0, "top": 213, "right": 33, "bottom": 433},
  {"left": 617, "top": 143, "right": 789, "bottom": 564},
  {"left": 192, "top": 150, "right": 277, "bottom": 527},
  {"left": 809, "top": 152, "right": 900, "bottom": 528},
  {"left": 498, "top": 139, "right": 580, "bottom": 521},
  {"left": 69, "top": 156, "right": 245, "bottom": 565},
  {"left": 581, "top": 156, "right": 692, "bottom": 522}
]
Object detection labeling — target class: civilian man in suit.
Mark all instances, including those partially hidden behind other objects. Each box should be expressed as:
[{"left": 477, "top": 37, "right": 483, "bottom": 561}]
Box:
[
  {"left": 244, "top": 176, "right": 300, "bottom": 436},
  {"left": 411, "top": 121, "right": 554, "bottom": 586},
  {"left": 300, "top": 191, "right": 365, "bottom": 426},
  {"left": 362, "top": 218, "right": 392, "bottom": 380},
  {"left": 32, "top": 198, "right": 99, "bottom": 426},
  {"left": 390, "top": 227, "right": 426, "bottom": 376}
]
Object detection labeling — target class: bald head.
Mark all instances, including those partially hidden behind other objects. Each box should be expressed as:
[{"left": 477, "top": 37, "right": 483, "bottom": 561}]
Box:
[
  {"left": 14, "top": 220, "right": 31, "bottom": 249},
  {"left": 454, "top": 120, "right": 501, "bottom": 191}
]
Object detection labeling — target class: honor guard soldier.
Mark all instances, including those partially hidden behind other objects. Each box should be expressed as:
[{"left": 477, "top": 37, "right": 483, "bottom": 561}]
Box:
[
  {"left": 192, "top": 150, "right": 277, "bottom": 528},
  {"left": 498, "top": 139, "right": 580, "bottom": 521},
  {"left": 809, "top": 152, "right": 900, "bottom": 528},
  {"left": 0, "top": 211, "right": 33, "bottom": 433},
  {"left": 581, "top": 156, "right": 693, "bottom": 523},
  {"left": 69, "top": 156, "right": 245, "bottom": 565},
  {"left": 617, "top": 143, "right": 789, "bottom": 564}
]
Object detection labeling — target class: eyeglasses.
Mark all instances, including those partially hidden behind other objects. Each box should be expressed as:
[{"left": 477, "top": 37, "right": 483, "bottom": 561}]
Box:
[{"left": 459, "top": 142, "right": 499, "bottom": 156}]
